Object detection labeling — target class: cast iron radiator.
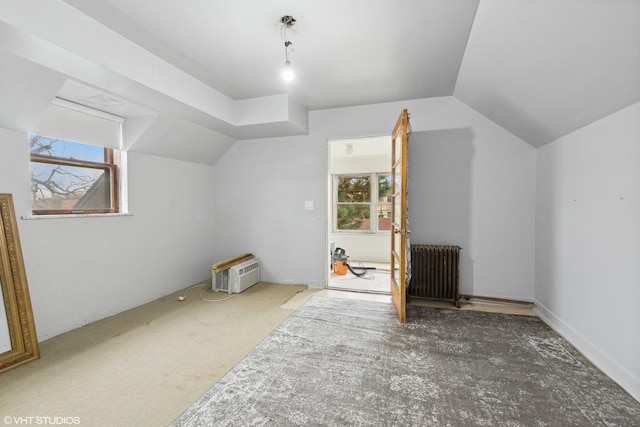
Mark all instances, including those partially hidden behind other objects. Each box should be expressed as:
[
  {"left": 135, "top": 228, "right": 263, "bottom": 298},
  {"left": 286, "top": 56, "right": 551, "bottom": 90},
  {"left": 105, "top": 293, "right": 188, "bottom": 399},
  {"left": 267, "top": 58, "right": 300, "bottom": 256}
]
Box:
[{"left": 409, "top": 244, "right": 461, "bottom": 307}]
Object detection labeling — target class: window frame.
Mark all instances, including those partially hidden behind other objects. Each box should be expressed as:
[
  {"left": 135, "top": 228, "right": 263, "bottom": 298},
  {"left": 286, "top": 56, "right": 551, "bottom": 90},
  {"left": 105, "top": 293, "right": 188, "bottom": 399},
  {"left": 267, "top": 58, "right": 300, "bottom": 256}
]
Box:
[
  {"left": 333, "top": 172, "right": 391, "bottom": 234},
  {"left": 29, "top": 139, "right": 120, "bottom": 216}
]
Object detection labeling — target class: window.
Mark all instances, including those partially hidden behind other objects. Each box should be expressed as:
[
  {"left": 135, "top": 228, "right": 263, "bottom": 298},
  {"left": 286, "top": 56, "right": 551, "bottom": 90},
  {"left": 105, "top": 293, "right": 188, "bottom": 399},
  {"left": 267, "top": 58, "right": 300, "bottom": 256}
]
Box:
[
  {"left": 29, "top": 98, "right": 125, "bottom": 216},
  {"left": 377, "top": 174, "right": 392, "bottom": 231},
  {"left": 334, "top": 173, "right": 392, "bottom": 232},
  {"left": 29, "top": 135, "right": 119, "bottom": 214}
]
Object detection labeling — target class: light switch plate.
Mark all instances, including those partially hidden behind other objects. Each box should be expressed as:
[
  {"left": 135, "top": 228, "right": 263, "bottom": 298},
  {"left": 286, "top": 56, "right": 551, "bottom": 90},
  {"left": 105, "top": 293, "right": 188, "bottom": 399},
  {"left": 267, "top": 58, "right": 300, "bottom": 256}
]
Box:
[{"left": 304, "top": 201, "right": 314, "bottom": 210}]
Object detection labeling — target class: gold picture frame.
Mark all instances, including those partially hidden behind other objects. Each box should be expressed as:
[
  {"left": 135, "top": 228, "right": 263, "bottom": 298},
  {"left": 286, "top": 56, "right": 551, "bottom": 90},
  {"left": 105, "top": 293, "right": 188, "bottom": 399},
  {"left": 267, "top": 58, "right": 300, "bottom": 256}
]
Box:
[{"left": 0, "top": 193, "right": 39, "bottom": 373}]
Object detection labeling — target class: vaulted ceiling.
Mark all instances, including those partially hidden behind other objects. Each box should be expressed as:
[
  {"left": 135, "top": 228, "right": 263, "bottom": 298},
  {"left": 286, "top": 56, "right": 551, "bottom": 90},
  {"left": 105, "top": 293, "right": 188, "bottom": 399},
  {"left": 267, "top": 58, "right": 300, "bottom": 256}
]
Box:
[{"left": 0, "top": 0, "right": 638, "bottom": 164}]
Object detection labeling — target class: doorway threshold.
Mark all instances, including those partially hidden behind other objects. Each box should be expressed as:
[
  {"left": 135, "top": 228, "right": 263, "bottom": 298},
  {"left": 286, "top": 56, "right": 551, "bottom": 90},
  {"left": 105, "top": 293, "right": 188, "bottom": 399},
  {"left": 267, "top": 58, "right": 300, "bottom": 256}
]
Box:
[
  {"left": 326, "top": 285, "right": 390, "bottom": 295},
  {"left": 327, "top": 261, "right": 391, "bottom": 294}
]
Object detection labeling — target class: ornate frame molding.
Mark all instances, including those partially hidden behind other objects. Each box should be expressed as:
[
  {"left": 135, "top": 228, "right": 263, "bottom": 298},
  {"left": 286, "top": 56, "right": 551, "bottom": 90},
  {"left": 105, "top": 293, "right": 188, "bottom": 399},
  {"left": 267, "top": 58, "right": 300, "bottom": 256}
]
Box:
[{"left": 0, "top": 193, "right": 39, "bottom": 373}]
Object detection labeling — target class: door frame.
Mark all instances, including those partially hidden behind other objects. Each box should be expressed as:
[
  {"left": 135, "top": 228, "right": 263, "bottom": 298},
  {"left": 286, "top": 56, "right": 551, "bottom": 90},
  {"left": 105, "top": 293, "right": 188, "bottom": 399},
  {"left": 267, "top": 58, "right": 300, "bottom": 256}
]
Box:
[{"left": 325, "top": 136, "right": 392, "bottom": 293}]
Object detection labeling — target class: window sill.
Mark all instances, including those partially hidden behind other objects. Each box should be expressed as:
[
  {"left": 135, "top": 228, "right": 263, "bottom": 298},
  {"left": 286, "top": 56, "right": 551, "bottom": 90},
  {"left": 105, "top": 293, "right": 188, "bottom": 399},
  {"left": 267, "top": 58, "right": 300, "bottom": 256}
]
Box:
[
  {"left": 333, "top": 230, "right": 391, "bottom": 235},
  {"left": 21, "top": 212, "right": 133, "bottom": 220}
]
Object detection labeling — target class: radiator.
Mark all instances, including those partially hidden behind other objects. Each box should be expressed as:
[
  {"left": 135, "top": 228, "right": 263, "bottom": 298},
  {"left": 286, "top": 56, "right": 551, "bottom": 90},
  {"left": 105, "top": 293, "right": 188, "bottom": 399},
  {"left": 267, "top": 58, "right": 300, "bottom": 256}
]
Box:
[
  {"left": 409, "top": 245, "right": 461, "bottom": 307},
  {"left": 213, "top": 258, "right": 260, "bottom": 294}
]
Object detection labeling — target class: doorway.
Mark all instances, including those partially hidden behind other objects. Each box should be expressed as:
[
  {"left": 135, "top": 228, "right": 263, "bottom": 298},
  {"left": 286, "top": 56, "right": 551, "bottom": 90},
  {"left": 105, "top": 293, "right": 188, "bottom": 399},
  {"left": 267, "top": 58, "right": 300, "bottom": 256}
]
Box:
[{"left": 327, "top": 136, "right": 391, "bottom": 294}]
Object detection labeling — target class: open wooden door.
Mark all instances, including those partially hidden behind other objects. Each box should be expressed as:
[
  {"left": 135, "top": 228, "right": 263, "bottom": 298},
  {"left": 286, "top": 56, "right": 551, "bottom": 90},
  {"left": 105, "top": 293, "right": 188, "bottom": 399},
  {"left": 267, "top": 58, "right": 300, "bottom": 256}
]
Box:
[{"left": 390, "top": 109, "right": 410, "bottom": 322}]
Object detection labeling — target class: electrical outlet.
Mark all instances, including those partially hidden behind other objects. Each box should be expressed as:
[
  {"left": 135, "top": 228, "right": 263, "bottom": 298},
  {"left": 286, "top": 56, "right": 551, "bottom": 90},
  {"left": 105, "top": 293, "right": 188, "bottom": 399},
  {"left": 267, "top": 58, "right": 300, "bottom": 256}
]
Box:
[{"left": 304, "top": 201, "right": 314, "bottom": 210}]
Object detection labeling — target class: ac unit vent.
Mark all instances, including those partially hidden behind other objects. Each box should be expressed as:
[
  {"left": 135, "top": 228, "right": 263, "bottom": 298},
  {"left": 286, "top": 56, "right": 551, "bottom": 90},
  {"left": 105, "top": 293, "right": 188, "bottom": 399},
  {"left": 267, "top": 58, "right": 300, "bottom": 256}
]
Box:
[
  {"left": 239, "top": 262, "right": 259, "bottom": 276},
  {"left": 213, "top": 258, "right": 260, "bottom": 294}
]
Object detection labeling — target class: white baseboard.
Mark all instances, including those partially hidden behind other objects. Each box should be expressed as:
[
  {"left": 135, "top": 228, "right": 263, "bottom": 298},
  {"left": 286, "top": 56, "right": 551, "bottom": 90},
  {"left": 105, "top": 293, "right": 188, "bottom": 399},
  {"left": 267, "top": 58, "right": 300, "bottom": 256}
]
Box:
[{"left": 535, "top": 301, "right": 639, "bottom": 403}]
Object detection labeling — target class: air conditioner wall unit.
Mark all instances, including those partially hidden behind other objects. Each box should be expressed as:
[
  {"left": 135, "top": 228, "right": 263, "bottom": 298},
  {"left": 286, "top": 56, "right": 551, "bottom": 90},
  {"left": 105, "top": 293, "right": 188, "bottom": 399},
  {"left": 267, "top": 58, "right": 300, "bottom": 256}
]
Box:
[{"left": 213, "top": 258, "right": 260, "bottom": 294}]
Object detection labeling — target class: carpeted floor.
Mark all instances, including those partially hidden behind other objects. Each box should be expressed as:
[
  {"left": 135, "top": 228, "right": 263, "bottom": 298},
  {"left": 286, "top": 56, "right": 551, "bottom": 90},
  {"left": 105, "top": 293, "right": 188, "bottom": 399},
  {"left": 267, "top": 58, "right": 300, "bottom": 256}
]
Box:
[
  {"left": 171, "top": 296, "right": 640, "bottom": 426},
  {"left": 0, "top": 282, "right": 308, "bottom": 426}
]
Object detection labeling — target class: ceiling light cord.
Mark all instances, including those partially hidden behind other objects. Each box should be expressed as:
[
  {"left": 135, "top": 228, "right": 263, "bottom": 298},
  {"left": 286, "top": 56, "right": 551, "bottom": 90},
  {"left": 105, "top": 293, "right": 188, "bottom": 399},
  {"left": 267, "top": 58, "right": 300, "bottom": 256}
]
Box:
[
  {"left": 280, "top": 15, "right": 296, "bottom": 82},
  {"left": 284, "top": 40, "right": 292, "bottom": 63}
]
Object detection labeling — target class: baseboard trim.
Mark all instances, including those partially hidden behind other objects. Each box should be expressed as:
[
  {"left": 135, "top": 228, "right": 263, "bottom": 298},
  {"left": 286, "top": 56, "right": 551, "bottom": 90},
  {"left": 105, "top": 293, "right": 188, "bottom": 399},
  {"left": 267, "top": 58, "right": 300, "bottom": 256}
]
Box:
[
  {"left": 462, "top": 294, "right": 535, "bottom": 306},
  {"left": 535, "top": 301, "right": 640, "bottom": 403}
]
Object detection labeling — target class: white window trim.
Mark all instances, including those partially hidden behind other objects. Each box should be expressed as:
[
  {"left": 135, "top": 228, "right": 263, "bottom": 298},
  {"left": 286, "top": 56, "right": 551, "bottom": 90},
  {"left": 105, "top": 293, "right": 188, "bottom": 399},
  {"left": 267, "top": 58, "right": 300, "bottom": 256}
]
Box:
[
  {"left": 333, "top": 172, "right": 391, "bottom": 234},
  {"left": 28, "top": 98, "right": 128, "bottom": 216}
]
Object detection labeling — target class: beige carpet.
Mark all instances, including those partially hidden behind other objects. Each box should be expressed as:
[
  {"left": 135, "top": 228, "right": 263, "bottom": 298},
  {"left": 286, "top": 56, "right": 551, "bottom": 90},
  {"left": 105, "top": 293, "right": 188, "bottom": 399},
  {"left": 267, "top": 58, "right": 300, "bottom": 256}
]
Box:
[{"left": 0, "top": 282, "right": 307, "bottom": 427}]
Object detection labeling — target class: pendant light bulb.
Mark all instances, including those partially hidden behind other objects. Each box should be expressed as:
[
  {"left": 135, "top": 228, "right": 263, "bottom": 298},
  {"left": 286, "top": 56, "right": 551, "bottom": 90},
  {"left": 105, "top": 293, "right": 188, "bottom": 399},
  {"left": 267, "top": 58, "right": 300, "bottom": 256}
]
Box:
[{"left": 283, "top": 60, "right": 294, "bottom": 82}]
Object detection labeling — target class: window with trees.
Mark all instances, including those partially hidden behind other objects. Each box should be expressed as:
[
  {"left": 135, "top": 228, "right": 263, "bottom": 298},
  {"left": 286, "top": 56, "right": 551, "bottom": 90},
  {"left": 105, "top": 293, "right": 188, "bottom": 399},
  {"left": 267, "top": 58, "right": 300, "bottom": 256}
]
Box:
[
  {"left": 334, "top": 173, "right": 392, "bottom": 232},
  {"left": 29, "top": 98, "right": 124, "bottom": 216},
  {"left": 29, "top": 135, "right": 119, "bottom": 214}
]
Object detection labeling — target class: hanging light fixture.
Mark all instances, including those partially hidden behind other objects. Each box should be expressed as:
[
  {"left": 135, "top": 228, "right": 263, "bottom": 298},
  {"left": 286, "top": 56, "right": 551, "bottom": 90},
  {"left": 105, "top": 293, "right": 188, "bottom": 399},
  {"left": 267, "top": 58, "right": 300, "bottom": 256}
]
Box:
[
  {"left": 283, "top": 43, "right": 294, "bottom": 82},
  {"left": 280, "top": 15, "right": 296, "bottom": 82},
  {"left": 283, "top": 61, "right": 294, "bottom": 81}
]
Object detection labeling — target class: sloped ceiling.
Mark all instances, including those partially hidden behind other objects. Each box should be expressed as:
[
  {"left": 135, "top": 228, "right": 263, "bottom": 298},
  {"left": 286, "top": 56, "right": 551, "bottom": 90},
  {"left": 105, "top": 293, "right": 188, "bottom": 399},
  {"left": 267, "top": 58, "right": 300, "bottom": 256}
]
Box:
[
  {"left": 455, "top": 0, "right": 640, "bottom": 147},
  {"left": 0, "top": 52, "right": 66, "bottom": 133},
  {"left": 0, "top": 0, "right": 638, "bottom": 164}
]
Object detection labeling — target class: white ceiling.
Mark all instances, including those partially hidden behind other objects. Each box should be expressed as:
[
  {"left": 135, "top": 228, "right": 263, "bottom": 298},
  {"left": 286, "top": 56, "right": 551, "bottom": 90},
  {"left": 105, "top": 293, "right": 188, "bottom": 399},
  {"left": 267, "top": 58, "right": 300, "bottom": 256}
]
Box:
[
  {"left": 455, "top": 0, "right": 640, "bottom": 147},
  {"left": 0, "top": 0, "right": 638, "bottom": 163},
  {"left": 62, "top": 0, "right": 479, "bottom": 108}
]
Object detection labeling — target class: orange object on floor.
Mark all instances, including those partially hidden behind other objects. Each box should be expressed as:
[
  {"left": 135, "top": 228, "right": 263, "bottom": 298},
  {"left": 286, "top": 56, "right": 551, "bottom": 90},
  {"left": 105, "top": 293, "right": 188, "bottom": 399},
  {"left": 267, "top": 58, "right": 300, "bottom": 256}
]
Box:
[{"left": 333, "top": 260, "right": 347, "bottom": 275}]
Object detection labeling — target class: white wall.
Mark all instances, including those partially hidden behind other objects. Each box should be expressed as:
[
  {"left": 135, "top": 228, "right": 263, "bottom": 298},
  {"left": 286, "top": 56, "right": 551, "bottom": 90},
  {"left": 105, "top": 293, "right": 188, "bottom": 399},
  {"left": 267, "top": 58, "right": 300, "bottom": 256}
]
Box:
[
  {"left": 330, "top": 155, "right": 390, "bottom": 175},
  {"left": 407, "top": 103, "right": 536, "bottom": 298},
  {"left": 213, "top": 134, "right": 327, "bottom": 286},
  {"left": 407, "top": 129, "right": 475, "bottom": 293},
  {"left": 0, "top": 127, "right": 215, "bottom": 340},
  {"left": 535, "top": 102, "right": 640, "bottom": 401},
  {"left": 329, "top": 234, "right": 389, "bottom": 264},
  {"left": 213, "top": 96, "right": 536, "bottom": 299}
]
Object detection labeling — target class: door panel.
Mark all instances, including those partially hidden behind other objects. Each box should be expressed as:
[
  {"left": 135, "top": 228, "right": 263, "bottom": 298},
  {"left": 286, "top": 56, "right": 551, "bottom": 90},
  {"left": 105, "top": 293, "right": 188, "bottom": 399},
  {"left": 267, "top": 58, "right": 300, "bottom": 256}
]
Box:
[{"left": 390, "top": 109, "right": 409, "bottom": 322}]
